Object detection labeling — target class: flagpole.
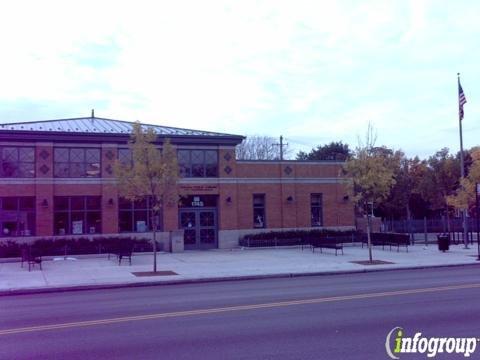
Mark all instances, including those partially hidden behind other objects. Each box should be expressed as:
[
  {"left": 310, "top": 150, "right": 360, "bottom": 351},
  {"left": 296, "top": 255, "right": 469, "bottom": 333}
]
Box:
[{"left": 458, "top": 72, "right": 469, "bottom": 249}]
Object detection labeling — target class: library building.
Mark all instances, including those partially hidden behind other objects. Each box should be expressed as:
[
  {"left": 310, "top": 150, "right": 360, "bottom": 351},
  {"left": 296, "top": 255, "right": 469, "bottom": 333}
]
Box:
[{"left": 0, "top": 116, "right": 355, "bottom": 251}]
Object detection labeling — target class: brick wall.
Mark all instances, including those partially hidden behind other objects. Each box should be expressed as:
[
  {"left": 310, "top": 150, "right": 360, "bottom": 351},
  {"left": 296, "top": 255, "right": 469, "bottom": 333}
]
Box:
[{"left": 1, "top": 141, "right": 355, "bottom": 240}]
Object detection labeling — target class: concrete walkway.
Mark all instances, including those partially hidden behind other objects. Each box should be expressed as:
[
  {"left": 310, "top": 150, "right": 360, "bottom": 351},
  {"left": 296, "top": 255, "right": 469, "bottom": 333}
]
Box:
[{"left": 1, "top": 243, "right": 479, "bottom": 295}]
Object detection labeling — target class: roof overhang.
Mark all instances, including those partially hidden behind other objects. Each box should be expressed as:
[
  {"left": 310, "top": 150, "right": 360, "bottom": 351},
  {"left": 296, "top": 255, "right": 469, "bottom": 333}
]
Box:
[{"left": 0, "top": 130, "right": 245, "bottom": 146}]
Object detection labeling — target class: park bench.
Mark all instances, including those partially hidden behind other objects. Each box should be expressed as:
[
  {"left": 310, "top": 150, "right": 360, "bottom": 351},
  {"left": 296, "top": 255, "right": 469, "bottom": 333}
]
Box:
[
  {"left": 300, "top": 236, "right": 312, "bottom": 250},
  {"left": 240, "top": 237, "right": 302, "bottom": 248},
  {"left": 361, "top": 233, "right": 409, "bottom": 252},
  {"left": 383, "top": 237, "right": 409, "bottom": 252},
  {"left": 21, "top": 246, "right": 42, "bottom": 271},
  {"left": 108, "top": 239, "right": 135, "bottom": 265},
  {"left": 310, "top": 237, "right": 344, "bottom": 256}
]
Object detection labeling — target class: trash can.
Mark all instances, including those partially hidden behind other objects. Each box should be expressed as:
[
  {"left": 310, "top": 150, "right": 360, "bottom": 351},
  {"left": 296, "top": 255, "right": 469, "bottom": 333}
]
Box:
[{"left": 437, "top": 234, "right": 450, "bottom": 252}]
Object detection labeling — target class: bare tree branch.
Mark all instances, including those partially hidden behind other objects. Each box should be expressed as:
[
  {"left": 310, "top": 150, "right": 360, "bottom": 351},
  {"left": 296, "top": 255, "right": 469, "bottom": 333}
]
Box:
[{"left": 236, "top": 135, "right": 292, "bottom": 160}]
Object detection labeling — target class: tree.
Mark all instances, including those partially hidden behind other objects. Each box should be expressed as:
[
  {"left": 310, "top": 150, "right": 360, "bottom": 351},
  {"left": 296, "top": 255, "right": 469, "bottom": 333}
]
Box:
[
  {"left": 296, "top": 141, "right": 351, "bottom": 161},
  {"left": 447, "top": 148, "right": 480, "bottom": 213},
  {"left": 374, "top": 150, "right": 408, "bottom": 219},
  {"left": 236, "top": 135, "right": 291, "bottom": 160},
  {"left": 375, "top": 153, "right": 428, "bottom": 221},
  {"left": 343, "top": 126, "right": 396, "bottom": 262},
  {"left": 406, "top": 158, "right": 431, "bottom": 218},
  {"left": 114, "top": 122, "right": 179, "bottom": 273},
  {"left": 417, "top": 148, "right": 460, "bottom": 217}
]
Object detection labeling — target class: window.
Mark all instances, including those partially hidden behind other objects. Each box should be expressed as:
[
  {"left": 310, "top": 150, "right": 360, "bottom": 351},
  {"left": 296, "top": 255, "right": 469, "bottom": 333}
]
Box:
[
  {"left": 0, "top": 197, "right": 35, "bottom": 236},
  {"left": 178, "top": 150, "right": 190, "bottom": 177},
  {"left": 118, "top": 148, "right": 132, "bottom": 166},
  {"left": 205, "top": 150, "right": 218, "bottom": 177},
  {"left": 118, "top": 148, "right": 167, "bottom": 168},
  {"left": 191, "top": 150, "right": 205, "bottom": 177},
  {"left": 54, "top": 196, "right": 101, "bottom": 235},
  {"left": 311, "top": 193, "right": 323, "bottom": 227},
  {"left": 253, "top": 194, "right": 266, "bottom": 228},
  {"left": 54, "top": 148, "right": 100, "bottom": 177},
  {"left": 118, "top": 197, "right": 159, "bottom": 233},
  {"left": 0, "top": 147, "right": 35, "bottom": 178},
  {"left": 177, "top": 149, "right": 218, "bottom": 178}
]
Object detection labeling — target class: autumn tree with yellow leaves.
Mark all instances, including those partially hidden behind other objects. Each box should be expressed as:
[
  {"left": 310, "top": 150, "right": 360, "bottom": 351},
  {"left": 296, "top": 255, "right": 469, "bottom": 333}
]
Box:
[
  {"left": 343, "top": 125, "right": 397, "bottom": 262},
  {"left": 447, "top": 148, "right": 480, "bottom": 213},
  {"left": 114, "top": 122, "right": 179, "bottom": 273}
]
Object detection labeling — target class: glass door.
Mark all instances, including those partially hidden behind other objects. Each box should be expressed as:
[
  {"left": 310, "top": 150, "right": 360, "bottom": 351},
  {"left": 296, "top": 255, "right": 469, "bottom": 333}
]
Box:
[
  {"left": 179, "top": 208, "right": 217, "bottom": 249},
  {"left": 180, "top": 211, "right": 197, "bottom": 249},
  {"left": 199, "top": 210, "right": 216, "bottom": 248}
]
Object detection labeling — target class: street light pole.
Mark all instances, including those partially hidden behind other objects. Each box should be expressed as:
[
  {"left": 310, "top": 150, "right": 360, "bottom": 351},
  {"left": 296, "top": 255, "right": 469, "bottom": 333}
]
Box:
[{"left": 476, "top": 183, "right": 480, "bottom": 261}]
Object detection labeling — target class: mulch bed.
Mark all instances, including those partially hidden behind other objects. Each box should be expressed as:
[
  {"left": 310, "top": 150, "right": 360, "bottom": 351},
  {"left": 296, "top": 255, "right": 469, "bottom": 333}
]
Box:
[
  {"left": 131, "top": 271, "right": 178, "bottom": 277},
  {"left": 350, "top": 260, "right": 395, "bottom": 265}
]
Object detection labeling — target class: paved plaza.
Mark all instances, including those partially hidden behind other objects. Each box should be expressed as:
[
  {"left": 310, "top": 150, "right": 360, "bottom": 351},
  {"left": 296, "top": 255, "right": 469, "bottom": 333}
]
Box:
[{"left": 1, "top": 243, "right": 478, "bottom": 295}]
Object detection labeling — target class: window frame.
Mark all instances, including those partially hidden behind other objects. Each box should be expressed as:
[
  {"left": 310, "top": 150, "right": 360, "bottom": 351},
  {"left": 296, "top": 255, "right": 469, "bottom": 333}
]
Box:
[
  {"left": 177, "top": 149, "right": 218, "bottom": 178},
  {"left": 54, "top": 147, "right": 101, "bottom": 178},
  {"left": 118, "top": 196, "right": 159, "bottom": 233},
  {"left": 0, "top": 146, "right": 35, "bottom": 178},
  {"left": 253, "top": 193, "right": 266, "bottom": 228},
  {"left": 53, "top": 196, "right": 102, "bottom": 235},
  {"left": 310, "top": 193, "right": 323, "bottom": 227},
  {"left": 117, "top": 148, "right": 133, "bottom": 167},
  {"left": 0, "top": 197, "right": 36, "bottom": 237}
]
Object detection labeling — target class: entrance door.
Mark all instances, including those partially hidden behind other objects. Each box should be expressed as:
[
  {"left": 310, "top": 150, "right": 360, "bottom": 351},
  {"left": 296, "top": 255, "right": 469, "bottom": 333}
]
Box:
[{"left": 179, "top": 208, "right": 217, "bottom": 250}]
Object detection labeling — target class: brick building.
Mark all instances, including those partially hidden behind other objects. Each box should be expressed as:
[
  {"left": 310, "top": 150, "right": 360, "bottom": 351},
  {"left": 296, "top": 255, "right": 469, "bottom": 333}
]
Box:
[{"left": 0, "top": 116, "right": 354, "bottom": 250}]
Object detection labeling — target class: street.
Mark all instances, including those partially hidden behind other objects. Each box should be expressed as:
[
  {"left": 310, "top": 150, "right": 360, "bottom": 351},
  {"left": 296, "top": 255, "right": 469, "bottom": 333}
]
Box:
[{"left": 1, "top": 265, "right": 480, "bottom": 359}]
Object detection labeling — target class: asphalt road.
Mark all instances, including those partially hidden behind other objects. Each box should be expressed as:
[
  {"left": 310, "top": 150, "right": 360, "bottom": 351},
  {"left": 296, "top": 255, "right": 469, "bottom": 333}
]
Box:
[{"left": 1, "top": 265, "right": 480, "bottom": 360}]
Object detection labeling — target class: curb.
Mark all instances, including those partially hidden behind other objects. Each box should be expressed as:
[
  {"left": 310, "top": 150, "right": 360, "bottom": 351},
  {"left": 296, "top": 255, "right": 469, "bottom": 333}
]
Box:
[{"left": 1, "top": 261, "right": 478, "bottom": 296}]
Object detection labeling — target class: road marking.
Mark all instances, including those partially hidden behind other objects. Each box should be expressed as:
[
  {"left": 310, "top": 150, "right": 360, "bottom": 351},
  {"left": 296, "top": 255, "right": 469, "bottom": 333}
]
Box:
[{"left": 2, "top": 282, "right": 480, "bottom": 336}]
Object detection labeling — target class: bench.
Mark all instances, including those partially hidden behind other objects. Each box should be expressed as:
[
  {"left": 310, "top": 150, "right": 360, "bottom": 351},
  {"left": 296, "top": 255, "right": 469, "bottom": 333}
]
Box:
[
  {"left": 313, "top": 242, "right": 344, "bottom": 255},
  {"left": 361, "top": 234, "right": 409, "bottom": 252},
  {"left": 383, "top": 238, "right": 409, "bottom": 252},
  {"left": 113, "top": 245, "right": 134, "bottom": 265},
  {"left": 241, "top": 237, "right": 303, "bottom": 248},
  {"left": 385, "top": 239, "right": 410, "bottom": 252},
  {"left": 116, "top": 251, "right": 132, "bottom": 265},
  {"left": 310, "top": 238, "right": 344, "bottom": 256},
  {"left": 21, "top": 247, "right": 42, "bottom": 271},
  {"left": 301, "top": 237, "right": 313, "bottom": 251}
]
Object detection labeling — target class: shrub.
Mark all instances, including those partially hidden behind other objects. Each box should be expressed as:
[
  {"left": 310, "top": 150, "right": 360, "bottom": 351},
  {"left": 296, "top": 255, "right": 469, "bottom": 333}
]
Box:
[
  {"left": 0, "top": 241, "right": 22, "bottom": 258},
  {"left": 240, "top": 229, "right": 359, "bottom": 247},
  {"left": 0, "top": 237, "right": 164, "bottom": 258}
]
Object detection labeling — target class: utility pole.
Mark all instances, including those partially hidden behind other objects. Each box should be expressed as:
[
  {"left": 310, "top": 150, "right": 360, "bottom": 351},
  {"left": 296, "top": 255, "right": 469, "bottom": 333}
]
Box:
[{"left": 274, "top": 135, "right": 288, "bottom": 160}]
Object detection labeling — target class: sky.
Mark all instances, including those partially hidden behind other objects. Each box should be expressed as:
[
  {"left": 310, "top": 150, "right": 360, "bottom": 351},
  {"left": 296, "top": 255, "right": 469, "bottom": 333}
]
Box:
[{"left": 0, "top": 0, "right": 478, "bottom": 159}]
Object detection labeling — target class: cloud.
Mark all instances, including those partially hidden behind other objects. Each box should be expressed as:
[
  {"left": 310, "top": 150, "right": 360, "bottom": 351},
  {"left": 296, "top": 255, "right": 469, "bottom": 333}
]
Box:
[{"left": 0, "top": 0, "right": 478, "bottom": 159}]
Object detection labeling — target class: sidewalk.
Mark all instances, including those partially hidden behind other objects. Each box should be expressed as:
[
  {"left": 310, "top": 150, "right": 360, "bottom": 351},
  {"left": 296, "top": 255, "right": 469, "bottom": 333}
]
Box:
[{"left": 1, "top": 243, "right": 479, "bottom": 295}]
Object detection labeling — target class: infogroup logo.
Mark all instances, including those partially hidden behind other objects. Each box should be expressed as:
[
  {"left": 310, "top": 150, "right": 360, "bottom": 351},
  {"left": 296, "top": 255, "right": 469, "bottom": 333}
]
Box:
[{"left": 385, "top": 327, "right": 478, "bottom": 359}]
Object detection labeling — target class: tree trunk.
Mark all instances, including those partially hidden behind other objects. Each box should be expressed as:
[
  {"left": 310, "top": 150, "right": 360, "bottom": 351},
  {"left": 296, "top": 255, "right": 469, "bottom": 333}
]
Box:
[
  {"left": 152, "top": 228, "right": 157, "bottom": 273},
  {"left": 446, "top": 208, "right": 451, "bottom": 237},
  {"left": 367, "top": 214, "right": 373, "bottom": 263},
  {"left": 406, "top": 204, "right": 412, "bottom": 244},
  {"left": 424, "top": 216, "right": 428, "bottom": 247},
  {"left": 152, "top": 213, "right": 158, "bottom": 273}
]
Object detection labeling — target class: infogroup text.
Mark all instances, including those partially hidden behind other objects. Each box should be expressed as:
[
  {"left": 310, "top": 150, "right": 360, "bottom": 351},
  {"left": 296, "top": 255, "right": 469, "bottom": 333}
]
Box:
[{"left": 385, "top": 327, "right": 478, "bottom": 359}]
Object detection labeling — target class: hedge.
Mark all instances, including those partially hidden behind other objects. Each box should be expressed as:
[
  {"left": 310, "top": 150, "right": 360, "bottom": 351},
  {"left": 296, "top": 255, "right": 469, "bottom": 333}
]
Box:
[
  {"left": 239, "top": 230, "right": 409, "bottom": 247},
  {"left": 239, "top": 229, "right": 359, "bottom": 247},
  {"left": 0, "top": 237, "right": 160, "bottom": 258}
]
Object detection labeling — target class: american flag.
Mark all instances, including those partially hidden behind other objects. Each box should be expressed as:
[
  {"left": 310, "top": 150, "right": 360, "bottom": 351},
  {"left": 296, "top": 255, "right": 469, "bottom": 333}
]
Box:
[{"left": 459, "top": 79, "right": 467, "bottom": 120}]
